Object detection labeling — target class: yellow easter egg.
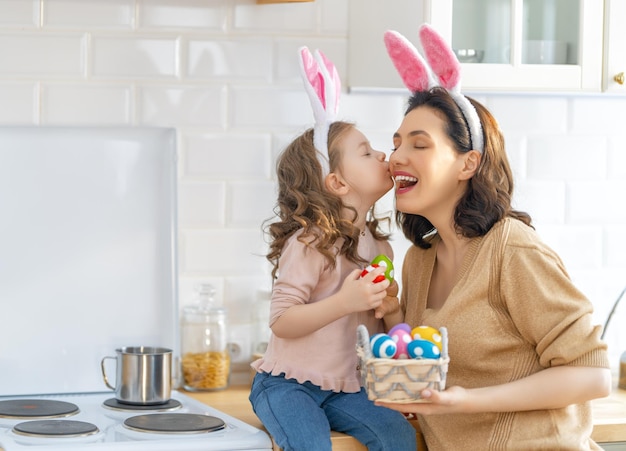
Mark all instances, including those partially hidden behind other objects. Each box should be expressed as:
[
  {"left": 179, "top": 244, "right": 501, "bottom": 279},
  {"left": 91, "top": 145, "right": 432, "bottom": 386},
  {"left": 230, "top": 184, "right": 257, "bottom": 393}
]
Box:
[{"left": 411, "top": 325, "right": 442, "bottom": 351}]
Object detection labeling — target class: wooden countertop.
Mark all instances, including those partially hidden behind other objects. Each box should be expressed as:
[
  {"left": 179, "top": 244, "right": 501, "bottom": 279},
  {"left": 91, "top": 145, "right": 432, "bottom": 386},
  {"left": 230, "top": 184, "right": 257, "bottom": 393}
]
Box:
[{"left": 186, "top": 385, "right": 626, "bottom": 449}]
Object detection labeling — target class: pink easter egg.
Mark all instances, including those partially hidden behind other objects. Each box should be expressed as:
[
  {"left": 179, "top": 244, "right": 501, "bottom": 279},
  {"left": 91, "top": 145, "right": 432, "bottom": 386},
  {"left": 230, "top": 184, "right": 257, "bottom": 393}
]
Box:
[
  {"left": 390, "top": 329, "right": 412, "bottom": 359},
  {"left": 388, "top": 323, "right": 411, "bottom": 336}
]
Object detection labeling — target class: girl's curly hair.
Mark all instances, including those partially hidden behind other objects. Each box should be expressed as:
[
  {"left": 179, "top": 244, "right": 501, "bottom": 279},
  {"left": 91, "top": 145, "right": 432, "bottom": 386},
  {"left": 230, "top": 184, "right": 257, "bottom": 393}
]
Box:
[
  {"left": 397, "top": 88, "right": 532, "bottom": 248},
  {"left": 264, "top": 121, "right": 390, "bottom": 278}
]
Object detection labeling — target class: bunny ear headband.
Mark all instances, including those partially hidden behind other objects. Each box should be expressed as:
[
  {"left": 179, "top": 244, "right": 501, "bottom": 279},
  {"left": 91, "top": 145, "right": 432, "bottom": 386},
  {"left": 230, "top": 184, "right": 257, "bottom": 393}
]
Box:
[
  {"left": 384, "top": 24, "right": 484, "bottom": 153},
  {"left": 298, "top": 46, "right": 341, "bottom": 175}
]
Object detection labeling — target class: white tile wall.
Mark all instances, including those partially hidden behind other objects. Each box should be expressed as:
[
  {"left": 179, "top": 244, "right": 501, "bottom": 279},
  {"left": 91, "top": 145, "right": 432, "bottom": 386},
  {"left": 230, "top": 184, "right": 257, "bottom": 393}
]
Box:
[{"left": 1, "top": 0, "right": 624, "bottom": 376}]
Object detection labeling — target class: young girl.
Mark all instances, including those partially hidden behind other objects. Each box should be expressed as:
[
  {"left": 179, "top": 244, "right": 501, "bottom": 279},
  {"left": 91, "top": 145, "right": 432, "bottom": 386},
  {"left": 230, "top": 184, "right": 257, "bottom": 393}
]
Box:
[
  {"left": 376, "top": 25, "right": 611, "bottom": 450},
  {"left": 248, "top": 47, "right": 416, "bottom": 451}
]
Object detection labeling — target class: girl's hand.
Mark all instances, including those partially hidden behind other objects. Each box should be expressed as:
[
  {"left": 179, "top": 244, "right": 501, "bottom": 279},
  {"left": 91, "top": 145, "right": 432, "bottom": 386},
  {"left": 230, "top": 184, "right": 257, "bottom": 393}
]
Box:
[{"left": 339, "top": 267, "right": 390, "bottom": 313}]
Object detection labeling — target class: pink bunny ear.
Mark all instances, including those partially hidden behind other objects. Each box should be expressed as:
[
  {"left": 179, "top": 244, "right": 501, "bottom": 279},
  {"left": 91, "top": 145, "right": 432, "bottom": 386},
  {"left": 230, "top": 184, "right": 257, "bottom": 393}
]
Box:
[
  {"left": 418, "top": 24, "right": 461, "bottom": 91},
  {"left": 384, "top": 30, "right": 431, "bottom": 92},
  {"left": 298, "top": 46, "right": 342, "bottom": 175},
  {"left": 315, "top": 50, "right": 341, "bottom": 117}
]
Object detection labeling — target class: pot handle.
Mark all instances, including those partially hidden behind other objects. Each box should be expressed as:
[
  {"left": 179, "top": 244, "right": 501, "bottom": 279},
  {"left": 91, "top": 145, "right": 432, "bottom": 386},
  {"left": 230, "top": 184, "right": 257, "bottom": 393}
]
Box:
[{"left": 100, "top": 356, "right": 116, "bottom": 390}]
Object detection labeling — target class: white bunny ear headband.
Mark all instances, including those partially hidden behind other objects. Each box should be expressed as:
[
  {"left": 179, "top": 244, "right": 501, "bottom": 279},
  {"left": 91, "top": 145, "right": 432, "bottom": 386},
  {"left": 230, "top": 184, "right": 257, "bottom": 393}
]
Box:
[
  {"left": 384, "top": 24, "right": 484, "bottom": 153},
  {"left": 298, "top": 46, "right": 341, "bottom": 175}
]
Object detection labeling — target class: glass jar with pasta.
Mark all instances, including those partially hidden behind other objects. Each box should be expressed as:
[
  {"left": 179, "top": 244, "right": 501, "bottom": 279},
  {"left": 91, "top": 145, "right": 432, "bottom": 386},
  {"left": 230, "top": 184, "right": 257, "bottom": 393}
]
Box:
[{"left": 181, "top": 284, "right": 230, "bottom": 391}]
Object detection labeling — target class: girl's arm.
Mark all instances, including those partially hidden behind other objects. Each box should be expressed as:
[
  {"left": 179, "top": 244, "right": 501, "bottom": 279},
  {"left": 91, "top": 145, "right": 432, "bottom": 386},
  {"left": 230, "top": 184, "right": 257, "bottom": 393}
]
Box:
[
  {"left": 271, "top": 266, "right": 389, "bottom": 338},
  {"left": 376, "top": 366, "right": 612, "bottom": 414}
]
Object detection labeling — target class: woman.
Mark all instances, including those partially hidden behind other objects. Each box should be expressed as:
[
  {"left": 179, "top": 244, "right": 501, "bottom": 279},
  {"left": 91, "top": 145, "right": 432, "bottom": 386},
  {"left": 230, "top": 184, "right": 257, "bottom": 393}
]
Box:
[{"left": 379, "top": 85, "right": 612, "bottom": 450}]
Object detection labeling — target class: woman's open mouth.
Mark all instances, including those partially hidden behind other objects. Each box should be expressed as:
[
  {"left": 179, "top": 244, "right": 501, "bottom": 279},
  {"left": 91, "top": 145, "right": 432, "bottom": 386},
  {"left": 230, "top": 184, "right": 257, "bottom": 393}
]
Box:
[{"left": 394, "top": 174, "right": 418, "bottom": 193}]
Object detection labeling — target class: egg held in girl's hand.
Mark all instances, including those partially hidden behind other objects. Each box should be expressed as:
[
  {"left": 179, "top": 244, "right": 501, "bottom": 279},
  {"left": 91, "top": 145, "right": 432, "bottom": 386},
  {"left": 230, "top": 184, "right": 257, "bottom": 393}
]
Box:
[
  {"left": 360, "top": 254, "right": 394, "bottom": 284},
  {"left": 370, "top": 333, "right": 397, "bottom": 358}
]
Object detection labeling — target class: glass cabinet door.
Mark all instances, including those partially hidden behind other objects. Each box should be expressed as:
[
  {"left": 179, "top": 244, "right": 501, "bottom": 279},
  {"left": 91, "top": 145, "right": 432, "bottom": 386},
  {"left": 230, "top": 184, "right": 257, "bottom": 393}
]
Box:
[
  {"left": 430, "top": 0, "right": 603, "bottom": 91},
  {"left": 450, "top": 0, "right": 580, "bottom": 65},
  {"left": 520, "top": 0, "right": 580, "bottom": 65},
  {"left": 451, "top": 0, "right": 512, "bottom": 64}
]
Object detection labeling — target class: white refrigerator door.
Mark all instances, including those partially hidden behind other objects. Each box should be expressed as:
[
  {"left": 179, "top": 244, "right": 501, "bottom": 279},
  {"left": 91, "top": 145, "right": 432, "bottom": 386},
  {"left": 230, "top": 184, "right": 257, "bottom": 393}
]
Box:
[{"left": 0, "top": 126, "right": 178, "bottom": 396}]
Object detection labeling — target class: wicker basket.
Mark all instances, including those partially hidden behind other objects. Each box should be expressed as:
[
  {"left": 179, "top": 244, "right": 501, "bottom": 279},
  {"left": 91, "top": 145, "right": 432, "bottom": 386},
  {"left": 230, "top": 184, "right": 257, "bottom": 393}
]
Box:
[{"left": 356, "top": 324, "right": 449, "bottom": 403}]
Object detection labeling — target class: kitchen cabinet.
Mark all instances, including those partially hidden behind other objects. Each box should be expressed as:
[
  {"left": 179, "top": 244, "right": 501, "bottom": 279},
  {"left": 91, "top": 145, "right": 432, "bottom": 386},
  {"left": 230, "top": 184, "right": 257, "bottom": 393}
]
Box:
[
  {"left": 348, "top": 0, "right": 621, "bottom": 93},
  {"left": 604, "top": 0, "right": 626, "bottom": 92}
]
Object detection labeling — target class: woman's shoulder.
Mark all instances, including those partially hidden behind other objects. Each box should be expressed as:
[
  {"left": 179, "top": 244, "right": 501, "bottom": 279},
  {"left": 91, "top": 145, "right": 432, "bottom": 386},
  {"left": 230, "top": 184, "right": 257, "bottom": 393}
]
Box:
[{"left": 494, "top": 217, "right": 561, "bottom": 260}]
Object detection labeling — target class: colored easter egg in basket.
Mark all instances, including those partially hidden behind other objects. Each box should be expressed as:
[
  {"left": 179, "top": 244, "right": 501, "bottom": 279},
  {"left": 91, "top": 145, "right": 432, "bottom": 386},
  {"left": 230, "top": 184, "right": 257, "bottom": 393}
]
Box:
[
  {"left": 388, "top": 323, "right": 411, "bottom": 335},
  {"left": 360, "top": 254, "right": 394, "bottom": 284},
  {"left": 411, "top": 325, "right": 443, "bottom": 351},
  {"left": 370, "top": 333, "right": 397, "bottom": 358},
  {"left": 390, "top": 329, "right": 412, "bottom": 359},
  {"left": 408, "top": 339, "right": 441, "bottom": 359}
]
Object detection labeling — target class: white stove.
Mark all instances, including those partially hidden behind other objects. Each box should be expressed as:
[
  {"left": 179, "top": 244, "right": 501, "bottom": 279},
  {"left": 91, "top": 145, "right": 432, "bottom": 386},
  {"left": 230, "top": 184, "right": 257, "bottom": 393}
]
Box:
[
  {"left": 0, "top": 391, "right": 272, "bottom": 450},
  {"left": 0, "top": 127, "right": 272, "bottom": 450}
]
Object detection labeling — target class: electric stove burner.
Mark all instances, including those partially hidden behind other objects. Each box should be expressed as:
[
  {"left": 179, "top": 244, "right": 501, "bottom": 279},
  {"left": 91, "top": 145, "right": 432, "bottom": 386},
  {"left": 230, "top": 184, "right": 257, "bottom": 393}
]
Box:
[
  {"left": 123, "top": 413, "right": 226, "bottom": 434},
  {"left": 103, "top": 398, "right": 182, "bottom": 412},
  {"left": 12, "top": 419, "right": 99, "bottom": 438},
  {"left": 0, "top": 399, "right": 79, "bottom": 419}
]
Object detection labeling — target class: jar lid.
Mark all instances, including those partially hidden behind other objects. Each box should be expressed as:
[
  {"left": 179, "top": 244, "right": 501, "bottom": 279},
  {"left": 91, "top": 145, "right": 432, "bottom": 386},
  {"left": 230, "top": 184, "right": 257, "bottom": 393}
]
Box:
[{"left": 183, "top": 284, "right": 226, "bottom": 316}]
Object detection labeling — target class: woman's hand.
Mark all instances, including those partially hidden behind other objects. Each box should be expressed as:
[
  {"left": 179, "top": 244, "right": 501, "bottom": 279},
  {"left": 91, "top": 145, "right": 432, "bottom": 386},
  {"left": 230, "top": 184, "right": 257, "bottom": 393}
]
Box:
[
  {"left": 374, "top": 280, "right": 400, "bottom": 319},
  {"left": 376, "top": 386, "right": 469, "bottom": 415},
  {"left": 376, "top": 366, "right": 612, "bottom": 415}
]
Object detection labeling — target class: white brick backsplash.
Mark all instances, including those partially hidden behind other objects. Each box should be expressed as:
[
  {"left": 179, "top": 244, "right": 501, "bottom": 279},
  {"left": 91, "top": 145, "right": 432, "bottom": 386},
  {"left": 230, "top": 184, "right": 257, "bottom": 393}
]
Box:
[
  {"left": 568, "top": 181, "right": 626, "bottom": 223},
  {"left": 571, "top": 96, "right": 626, "bottom": 134},
  {"left": 181, "top": 229, "right": 267, "bottom": 273},
  {"left": 187, "top": 38, "right": 272, "bottom": 80},
  {"left": 91, "top": 35, "right": 178, "bottom": 78},
  {"left": 43, "top": 0, "right": 134, "bottom": 29},
  {"left": 341, "top": 93, "right": 406, "bottom": 131},
  {"left": 320, "top": 0, "right": 348, "bottom": 34},
  {"left": 486, "top": 95, "right": 568, "bottom": 133},
  {"left": 502, "top": 132, "right": 527, "bottom": 180},
  {"left": 0, "top": 0, "right": 39, "bottom": 27},
  {"left": 228, "top": 181, "right": 276, "bottom": 227},
  {"left": 606, "top": 226, "right": 626, "bottom": 267},
  {"left": 41, "top": 84, "right": 131, "bottom": 124},
  {"left": 233, "top": 2, "right": 317, "bottom": 32},
  {"left": 608, "top": 137, "right": 626, "bottom": 179},
  {"left": 514, "top": 180, "right": 566, "bottom": 224},
  {"left": 0, "top": 82, "right": 36, "bottom": 123},
  {"left": 178, "top": 180, "right": 226, "bottom": 228},
  {"left": 0, "top": 0, "right": 624, "bottom": 356},
  {"left": 536, "top": 224, "right": 604, "bottom": 270},
  {"left": 182, "top": 132, "right": 272, "bottom": 179},
  {"left": 275, "top": 38, "right": 346, "bottom": 82},
  {"left": 526, "top": 135, "right": 607, "bottom": 180},
  {"left": 230, "top": 86, "right": 310, "bottom": 128},
  {"left": 138, "top": 85, "right": 226, "bottom": 126},
  {"left": 0, "top": 34, "right": 84, "bottom": 76},
  {"left": 138, "top": 0, "right": 228, "bottom": 30}
]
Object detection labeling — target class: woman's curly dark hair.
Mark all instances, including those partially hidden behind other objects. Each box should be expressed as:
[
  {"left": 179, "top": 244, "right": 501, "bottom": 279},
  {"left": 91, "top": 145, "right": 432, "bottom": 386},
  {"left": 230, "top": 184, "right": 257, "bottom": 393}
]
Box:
[
  {"left": 264, "top": 121, "right": 390, "bottom": 278},
  {"left": 397, "top": 88, "right": 532, "bottom": 248}
]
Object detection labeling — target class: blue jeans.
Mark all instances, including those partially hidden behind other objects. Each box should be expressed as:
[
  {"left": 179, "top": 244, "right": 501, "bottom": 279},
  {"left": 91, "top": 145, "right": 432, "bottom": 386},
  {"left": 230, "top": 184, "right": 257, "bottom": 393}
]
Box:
[{"left": 249, "top": 372, "right": 417, "bottom": 451}]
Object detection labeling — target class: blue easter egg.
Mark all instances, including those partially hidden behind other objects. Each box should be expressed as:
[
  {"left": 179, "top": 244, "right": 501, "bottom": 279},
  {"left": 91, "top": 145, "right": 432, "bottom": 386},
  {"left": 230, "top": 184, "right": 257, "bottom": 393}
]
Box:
[
  {"left": 370, "top": 333, "right": 397, "bottom": 358},
  {"left": 407, "top": 339, "right": 441, "bottom": 359}
]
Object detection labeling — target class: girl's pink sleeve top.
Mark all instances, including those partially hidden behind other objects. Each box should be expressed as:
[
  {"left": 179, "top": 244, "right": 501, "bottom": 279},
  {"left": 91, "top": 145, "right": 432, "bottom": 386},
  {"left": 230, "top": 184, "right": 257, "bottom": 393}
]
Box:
[{"left": 251, "top": 228, "right": 393, "bottom": 393}]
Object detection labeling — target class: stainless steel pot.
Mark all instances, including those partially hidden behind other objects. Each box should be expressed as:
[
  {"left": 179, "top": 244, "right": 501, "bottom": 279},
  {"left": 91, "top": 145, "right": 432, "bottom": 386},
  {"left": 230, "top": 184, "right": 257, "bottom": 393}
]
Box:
[{"left": 101, "top": 346, "right": 172, "bottom": 405}]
